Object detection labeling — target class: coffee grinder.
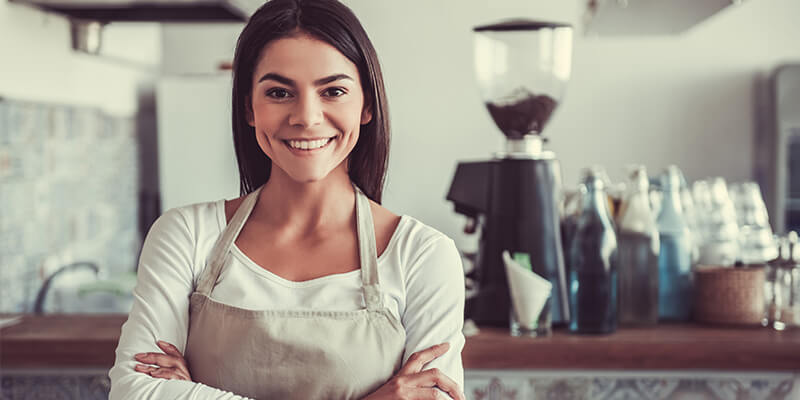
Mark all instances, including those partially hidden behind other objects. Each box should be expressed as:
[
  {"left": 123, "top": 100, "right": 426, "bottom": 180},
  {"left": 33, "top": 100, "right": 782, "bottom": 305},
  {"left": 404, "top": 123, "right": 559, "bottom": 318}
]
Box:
[{"left": 447, "top": 20, "right": 573, "bottom": 327}]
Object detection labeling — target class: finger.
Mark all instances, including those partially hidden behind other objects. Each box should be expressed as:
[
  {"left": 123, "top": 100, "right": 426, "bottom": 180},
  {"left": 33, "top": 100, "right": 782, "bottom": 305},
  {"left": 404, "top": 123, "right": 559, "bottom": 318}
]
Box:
[
  {"left": 134, "top": 364, "right": 157, "bottom": 374},
  {"left": 150, "top": 366, "right": 189, "bottom": 381},
  {"left": 172, "top": 368, "right": 191, "bottom": 381},
  {"left": 134, "top": 363, "right": 189, "bottom": 381},
  {"left": 410, "top": 368, "right": 465, "bottom": 400},
  {"left": 156, "top": 341, "right": 183, "bottom": 358},
  {"left": 135, "top": 364, "right": 185, "bottom": 380},
  {"left": 155, "top": 341, "right": 192, "bottom": 379},
  {"left": 134, "top": 352, "right": 183, "bottom": 369},
  {"left": 153, "top": 365, "right": 190, "bottom": 381},
  {"left": 407, "top": 388, "right": 442, "bottom": 400},
  {"left": 399, "top": 343, "right": 450, "bottom": 375}
]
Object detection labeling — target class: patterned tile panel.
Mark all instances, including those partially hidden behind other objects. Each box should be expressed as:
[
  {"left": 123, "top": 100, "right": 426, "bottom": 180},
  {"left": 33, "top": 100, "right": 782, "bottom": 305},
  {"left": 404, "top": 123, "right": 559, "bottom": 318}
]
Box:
[
  {"left": 0, "top": 373, "right": 110, "bottom": 400},
  {"left": 1, "top": 370, "right": 797, "bottom": 399},
  {"left": 465, "top": 371, "right": 799, "bottom": 400},
  {"left": 0, "top": 98, "right": 139, "bottom": 313}
]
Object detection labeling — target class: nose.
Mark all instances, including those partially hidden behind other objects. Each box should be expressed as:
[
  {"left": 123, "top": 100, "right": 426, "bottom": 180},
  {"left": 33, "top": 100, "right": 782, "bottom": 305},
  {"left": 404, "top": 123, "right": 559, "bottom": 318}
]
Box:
[{"left": 288, "top": 93, "right": 323, "bottom": 128}]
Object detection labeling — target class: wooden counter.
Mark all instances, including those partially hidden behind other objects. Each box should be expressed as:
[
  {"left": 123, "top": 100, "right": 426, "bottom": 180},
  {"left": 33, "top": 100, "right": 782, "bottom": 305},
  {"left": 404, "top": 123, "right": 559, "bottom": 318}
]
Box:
[
  {"left": 464, "top": 325, "right": 800, "bottom": 370},
  {"left": 1, "top": 314, "right": 126, "bottom": 368},
  {"left": 2, "top": 314, "right": 799, "bottom": 370}
]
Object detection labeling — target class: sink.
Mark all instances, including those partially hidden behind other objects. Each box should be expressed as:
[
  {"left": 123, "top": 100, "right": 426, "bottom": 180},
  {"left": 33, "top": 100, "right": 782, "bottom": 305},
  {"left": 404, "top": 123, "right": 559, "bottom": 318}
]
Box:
[{"left": 37, "top": 269, "right": 136, "bottom": 314}]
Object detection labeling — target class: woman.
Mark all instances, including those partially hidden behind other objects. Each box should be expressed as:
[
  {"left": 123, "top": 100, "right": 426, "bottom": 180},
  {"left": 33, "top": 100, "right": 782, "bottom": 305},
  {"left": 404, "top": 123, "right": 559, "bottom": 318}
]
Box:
[{"left": 108, "top": 0, "right": 466, "bottom": 399}]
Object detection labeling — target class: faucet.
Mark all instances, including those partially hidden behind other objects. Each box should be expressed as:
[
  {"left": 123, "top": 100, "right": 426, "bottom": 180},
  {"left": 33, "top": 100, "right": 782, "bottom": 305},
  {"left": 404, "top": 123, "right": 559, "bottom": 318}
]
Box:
[{"left": 33, "top": 261, "right": 100, "bottom": 314}]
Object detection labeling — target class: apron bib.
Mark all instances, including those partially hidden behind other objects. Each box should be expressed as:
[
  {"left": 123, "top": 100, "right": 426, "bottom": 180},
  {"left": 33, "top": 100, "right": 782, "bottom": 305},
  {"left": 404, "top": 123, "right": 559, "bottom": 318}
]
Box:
[{"left": 185, "top": 182, "right": 406, "bottom": 399}]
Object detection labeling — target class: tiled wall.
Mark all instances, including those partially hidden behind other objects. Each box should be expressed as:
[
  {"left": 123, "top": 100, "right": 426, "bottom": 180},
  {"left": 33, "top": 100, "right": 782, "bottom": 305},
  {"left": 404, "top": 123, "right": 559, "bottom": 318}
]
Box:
[
  {"left": 1, "top": 371, "right": 110, "bottom": 400},
  {"left": 1, "top": 370, "right": 797, "bottom": 399},
  {"left": 0, "top": 97, "right": 140, "bottom": 313},
  {"left": 464, "top": 371, "right": 799, "bottom": 400}
]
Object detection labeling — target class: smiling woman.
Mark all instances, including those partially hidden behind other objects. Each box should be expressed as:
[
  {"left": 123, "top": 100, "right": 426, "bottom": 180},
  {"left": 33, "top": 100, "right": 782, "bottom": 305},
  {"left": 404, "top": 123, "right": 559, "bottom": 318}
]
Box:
[
  {"left": 230, "top": 0, "right": 390, "bottom": 200},
  {"left": 107, "top": 1, "right": 466, "bottom": 399},
  {"left": 246, "top": 35, "right": 372, "bottom": 184}
]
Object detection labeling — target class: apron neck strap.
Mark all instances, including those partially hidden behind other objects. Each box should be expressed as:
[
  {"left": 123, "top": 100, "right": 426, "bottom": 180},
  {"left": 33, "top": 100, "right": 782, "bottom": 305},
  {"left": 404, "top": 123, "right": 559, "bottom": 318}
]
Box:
[
  {"left": 353, "top": 182, "right": 384, "bottom": 311},
  {"left": 196, "top": 182, "right": 384, "bottom": 311},
  {"left": 196, "top": 185, "right": 262, "bottom": 296}
]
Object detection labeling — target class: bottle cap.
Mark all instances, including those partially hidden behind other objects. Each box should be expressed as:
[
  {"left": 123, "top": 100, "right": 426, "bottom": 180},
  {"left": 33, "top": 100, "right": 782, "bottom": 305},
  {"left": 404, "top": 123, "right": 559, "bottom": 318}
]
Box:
[
  {"left": 627, "top": 165, "right": 649, "bottom": 191},
  {"left": 581, "top": 165, "right": 607, "bottom": 190},
  {"left": 661, "top": 165, "right": 682, "bottom": 190}
]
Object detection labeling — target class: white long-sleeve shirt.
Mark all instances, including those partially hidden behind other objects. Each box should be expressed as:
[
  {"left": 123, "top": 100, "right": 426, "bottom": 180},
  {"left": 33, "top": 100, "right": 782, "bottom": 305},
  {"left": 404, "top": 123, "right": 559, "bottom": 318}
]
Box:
[{"left": 108, "top": 198, "right": 466, "bottom": 399}]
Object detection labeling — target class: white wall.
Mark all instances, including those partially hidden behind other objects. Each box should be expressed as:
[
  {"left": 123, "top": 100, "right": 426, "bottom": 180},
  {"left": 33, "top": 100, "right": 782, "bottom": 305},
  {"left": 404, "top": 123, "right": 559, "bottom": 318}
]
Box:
[
  {"left": 159, "top": 0, "right": 800, "bottom": 252},
  {"left": 557, "top": 0, "right": 799, "bottom": 184},
  {"left": 0, "top": 1, "right": 160, "bottom": 116},
  {"left": 161, "top": 23, "right": 243, "bottom": 75},
  {"left": 156, "top": 76, "right": 241, "bottom": 212}
]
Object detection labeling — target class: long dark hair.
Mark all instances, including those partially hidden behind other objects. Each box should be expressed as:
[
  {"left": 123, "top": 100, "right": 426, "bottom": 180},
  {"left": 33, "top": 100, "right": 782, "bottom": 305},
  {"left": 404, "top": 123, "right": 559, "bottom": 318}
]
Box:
[{"left": 231, "top": 0, "right": 390, "bottom": 203}]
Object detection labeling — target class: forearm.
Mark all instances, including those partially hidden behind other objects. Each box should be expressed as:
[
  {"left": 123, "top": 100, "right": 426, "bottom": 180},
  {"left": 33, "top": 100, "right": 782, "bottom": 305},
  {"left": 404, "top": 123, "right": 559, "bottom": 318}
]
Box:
[
  {"left": 109, "top": 366, "right": 254, "bottom": 400},
  {"left": 108, "top": 209, "right": 252, "bottom": 399}
]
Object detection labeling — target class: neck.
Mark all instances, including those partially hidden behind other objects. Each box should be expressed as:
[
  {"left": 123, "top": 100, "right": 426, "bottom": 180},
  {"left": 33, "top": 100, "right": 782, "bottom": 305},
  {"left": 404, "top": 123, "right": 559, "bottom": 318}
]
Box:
[
  {"left": 251, "top": 162, "right": 356, "bottom": 239},
  {"left": 584, "top": 187, "right": 609, "bottom": 216},
  {"left": 663, "top": 187, "right": 683, "bottom": 214}
]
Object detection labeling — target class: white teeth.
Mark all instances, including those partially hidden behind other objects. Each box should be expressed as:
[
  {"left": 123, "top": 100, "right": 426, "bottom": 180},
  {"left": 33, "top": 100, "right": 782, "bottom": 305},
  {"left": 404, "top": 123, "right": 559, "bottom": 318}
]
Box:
[{"left": 288, "top": 137, "right": 333, "bottom": 150}]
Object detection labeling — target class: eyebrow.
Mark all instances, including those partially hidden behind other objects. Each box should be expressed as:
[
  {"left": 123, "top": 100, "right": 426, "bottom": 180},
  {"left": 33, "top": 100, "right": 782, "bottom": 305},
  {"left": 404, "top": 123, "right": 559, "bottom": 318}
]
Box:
[{"left": 257, "top": 73, "right": 354, "bottom": 86}]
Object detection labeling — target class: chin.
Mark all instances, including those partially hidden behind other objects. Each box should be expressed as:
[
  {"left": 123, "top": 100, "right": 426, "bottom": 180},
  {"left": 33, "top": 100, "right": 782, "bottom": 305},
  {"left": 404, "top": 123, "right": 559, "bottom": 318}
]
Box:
[
  {"left": 274, "top": 157, "right": 349, "bottom": 185},
  {"left": 286, "top": 169, "right": 334, "bottom": 184}
]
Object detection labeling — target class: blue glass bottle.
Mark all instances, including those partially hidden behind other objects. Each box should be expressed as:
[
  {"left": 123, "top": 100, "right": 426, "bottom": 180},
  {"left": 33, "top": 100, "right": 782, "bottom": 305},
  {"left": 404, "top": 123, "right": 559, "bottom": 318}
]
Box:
[
  {"left": 656, "top": 166, "right": 693, "bottom": 321},
  {"left": 568, "top": 167, "right": 618, "bottom": 334}
]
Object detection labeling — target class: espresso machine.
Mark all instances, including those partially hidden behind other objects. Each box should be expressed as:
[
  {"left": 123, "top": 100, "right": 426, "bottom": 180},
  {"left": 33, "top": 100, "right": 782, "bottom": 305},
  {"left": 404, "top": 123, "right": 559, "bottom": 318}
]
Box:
[{"left": 448, "top": 20, "right": 573, "bottom": 327}]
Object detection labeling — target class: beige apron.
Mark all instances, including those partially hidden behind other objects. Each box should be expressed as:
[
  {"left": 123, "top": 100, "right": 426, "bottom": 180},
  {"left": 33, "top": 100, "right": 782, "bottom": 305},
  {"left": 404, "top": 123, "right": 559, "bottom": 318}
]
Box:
[{"left": 185, "top": 182, "right": 406, "bottom": 399}]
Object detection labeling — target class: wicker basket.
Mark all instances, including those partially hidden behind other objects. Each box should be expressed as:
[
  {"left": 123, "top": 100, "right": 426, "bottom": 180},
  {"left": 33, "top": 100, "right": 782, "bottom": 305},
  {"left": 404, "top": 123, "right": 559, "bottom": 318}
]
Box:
[{"left": 693, "top": 265, "right": 765, "bottom": 325}]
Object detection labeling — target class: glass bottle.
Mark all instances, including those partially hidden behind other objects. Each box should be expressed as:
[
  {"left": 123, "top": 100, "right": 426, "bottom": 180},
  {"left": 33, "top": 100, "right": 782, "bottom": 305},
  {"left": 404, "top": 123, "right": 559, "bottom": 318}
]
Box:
[
  {"left": 782, "top": 233, "right": 800, "bottom": 328},
  {"left": 734, "top": 182, "right": 777, "bottom": 264},
  {"left": 616, "top": 166, "right": 660, "bottom": 325},
  {"left": 656, "top": 165, "right": 694, "bottom": 321},
  {"left": 561, "top": 187, "right": 582, "bottom": 280},
  {"left": 568, "top": 167, "right": 618, "bottom": 334},
  {"left": 764, "top": 235, "right": 788, "bottom": 330},
  {"left": 678, "top": 170, "right": 700, "bottom": 264}
]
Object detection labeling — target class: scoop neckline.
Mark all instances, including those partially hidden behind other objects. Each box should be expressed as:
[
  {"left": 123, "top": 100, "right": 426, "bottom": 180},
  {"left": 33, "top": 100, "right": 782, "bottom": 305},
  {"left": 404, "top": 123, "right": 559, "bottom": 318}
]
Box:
[{"left": 214, "top": 198, "right": 407, "bottom": 288}]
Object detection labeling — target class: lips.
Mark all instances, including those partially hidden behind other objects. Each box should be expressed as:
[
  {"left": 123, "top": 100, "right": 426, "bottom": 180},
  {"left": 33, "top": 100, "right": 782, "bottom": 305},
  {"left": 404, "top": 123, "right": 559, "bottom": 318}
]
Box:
[{"left": 282, "top": 135, "right": 337, "bottom": 153}]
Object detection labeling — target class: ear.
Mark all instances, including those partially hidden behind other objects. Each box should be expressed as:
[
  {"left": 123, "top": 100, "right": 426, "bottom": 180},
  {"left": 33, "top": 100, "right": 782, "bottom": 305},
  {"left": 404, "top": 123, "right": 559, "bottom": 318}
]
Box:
[
  {"left": 360, "top": 104, "right": 373, "bottom": 125},
  {"left": 245, "top": 95, "right": 255, "bottom": 127}
]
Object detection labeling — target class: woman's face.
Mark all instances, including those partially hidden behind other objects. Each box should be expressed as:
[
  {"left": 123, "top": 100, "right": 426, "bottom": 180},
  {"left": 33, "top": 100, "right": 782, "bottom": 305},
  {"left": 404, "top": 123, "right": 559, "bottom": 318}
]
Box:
[{"left": 247, "top": 33, "right": 372, "bottom": 183}]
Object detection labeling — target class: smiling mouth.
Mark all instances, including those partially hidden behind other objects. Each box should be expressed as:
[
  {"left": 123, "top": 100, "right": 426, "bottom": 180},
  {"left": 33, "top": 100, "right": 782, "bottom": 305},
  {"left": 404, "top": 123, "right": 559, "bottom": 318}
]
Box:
[{"left": 282, "top": 136, "right": 337, "bottom": 152}]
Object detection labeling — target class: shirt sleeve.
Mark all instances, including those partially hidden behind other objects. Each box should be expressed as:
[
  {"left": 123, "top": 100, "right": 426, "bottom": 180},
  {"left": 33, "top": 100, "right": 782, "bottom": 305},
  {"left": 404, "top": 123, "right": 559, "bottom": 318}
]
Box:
[
  {"left": 108, "top": 208, "right": 253, "bottom": 400},
  {"left": 400, "top": 235, "right": 466, "bottom": 398}
]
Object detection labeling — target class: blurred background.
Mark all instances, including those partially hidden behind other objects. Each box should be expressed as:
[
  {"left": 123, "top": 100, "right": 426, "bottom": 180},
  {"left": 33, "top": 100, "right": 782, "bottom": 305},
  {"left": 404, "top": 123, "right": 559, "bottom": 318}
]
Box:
[
  {"left": 1, "top": 0, "right": 798, "bottom": 315},
  {"left": 0, "top": 0, "right": 799, "bottom": 398}
]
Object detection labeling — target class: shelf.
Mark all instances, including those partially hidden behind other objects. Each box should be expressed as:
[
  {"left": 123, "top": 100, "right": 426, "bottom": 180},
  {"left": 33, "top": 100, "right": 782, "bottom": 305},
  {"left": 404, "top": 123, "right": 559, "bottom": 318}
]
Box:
[{"left": 3, "top": 315, "right": 799, "bottom": 371}]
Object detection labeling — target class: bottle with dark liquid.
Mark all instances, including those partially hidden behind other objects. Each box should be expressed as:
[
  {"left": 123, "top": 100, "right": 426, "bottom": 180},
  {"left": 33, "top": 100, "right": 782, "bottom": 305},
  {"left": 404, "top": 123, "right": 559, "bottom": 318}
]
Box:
[
  {"left": 568, "top": 167, "right": 618, "bottom": 334},
  {"left": 561, "top": 189, "right": 582, "bottom": 280},
  {"left": 616, "top": 166, "right": 660, "bottom": 325},
  {"left": 657, "top": 166, "right": 693, "bottom": 321}
]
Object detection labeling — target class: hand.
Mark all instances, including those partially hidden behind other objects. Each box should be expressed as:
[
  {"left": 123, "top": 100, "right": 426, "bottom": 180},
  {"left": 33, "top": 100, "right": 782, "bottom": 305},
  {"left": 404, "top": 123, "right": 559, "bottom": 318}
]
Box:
[
  {"left": 134, "top": 340, "right": 193, "bottom": 381},
  {"left": 363, "top": 342, "right": 466, "bottom": 400}
]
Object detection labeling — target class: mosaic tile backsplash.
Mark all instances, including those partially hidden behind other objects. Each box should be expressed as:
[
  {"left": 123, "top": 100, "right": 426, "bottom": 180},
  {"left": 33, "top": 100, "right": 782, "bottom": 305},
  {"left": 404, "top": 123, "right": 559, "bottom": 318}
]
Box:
[
  {"left": 1, "top": 370, "right": 797, "bottom": 400},
  {"left": 464, "top": 371, "right": 798, "bottom": 400},
  {"left": 0, "top": 97, "right": 140, "bottom": 313}
]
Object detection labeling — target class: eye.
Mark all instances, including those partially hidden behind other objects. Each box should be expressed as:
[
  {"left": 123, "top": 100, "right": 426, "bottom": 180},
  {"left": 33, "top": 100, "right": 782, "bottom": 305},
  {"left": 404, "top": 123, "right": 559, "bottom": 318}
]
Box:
[
  {"left": 323, "top": 87, "right": 347, "bottom": 97},
  {"left": 266, "top": 88, "right": 292, "bottom": 99}
]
